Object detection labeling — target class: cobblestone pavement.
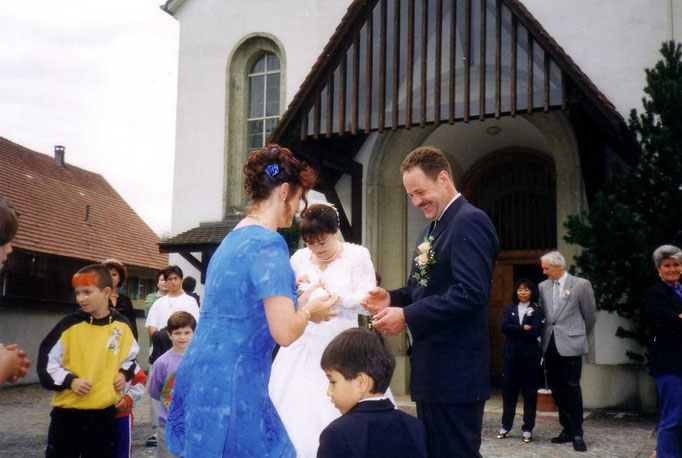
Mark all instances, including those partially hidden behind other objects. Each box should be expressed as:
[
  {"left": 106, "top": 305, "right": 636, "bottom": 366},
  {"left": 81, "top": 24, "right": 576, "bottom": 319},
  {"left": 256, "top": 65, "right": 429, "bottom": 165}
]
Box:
[{"left": 1, "top": 384, "right": 657, "bottom": 457}]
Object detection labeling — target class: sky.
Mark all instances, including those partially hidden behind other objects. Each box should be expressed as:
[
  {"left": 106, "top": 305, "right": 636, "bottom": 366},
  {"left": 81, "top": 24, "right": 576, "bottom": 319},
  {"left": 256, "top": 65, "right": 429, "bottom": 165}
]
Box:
[{"left": 0, "top": 1, "right": 179, "bottom": 235}]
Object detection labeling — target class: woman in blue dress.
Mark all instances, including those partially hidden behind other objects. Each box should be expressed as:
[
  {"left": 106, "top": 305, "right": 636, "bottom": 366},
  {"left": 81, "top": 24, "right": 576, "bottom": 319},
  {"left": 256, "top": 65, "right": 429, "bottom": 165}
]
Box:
[{"left": 166, "top": 144, "right": 338, "bottom": 457}]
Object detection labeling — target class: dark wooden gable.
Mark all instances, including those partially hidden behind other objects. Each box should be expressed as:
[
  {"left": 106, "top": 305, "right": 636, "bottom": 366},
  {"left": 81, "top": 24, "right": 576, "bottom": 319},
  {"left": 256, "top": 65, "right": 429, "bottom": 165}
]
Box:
[
  {"left": 302, "top": 0, "right": 564, "bottom": 139},
  {"left": 271, "top": 0, "right": 637, "bottom": 243}
]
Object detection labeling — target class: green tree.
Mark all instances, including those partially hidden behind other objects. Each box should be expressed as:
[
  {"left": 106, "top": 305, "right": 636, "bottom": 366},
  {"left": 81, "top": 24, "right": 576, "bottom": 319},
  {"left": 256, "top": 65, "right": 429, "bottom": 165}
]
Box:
[{"left": 564, "top": 41, "right": 682, "bottom": 362}]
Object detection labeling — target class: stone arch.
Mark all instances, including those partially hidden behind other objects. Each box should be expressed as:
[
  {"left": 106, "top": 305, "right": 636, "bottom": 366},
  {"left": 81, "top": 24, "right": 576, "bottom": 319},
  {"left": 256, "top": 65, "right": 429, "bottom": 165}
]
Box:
[{"left": 223, "top": 33, "right": 286, "bottom": 214}]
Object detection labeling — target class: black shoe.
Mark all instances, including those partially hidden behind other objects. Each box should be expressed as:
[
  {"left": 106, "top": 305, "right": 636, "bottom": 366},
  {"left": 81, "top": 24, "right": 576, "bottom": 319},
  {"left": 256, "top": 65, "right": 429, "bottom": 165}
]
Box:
[
  {"left": 522, "top": 432, "right": 533, "bottom": 443},
  {"left": 573, "top": 436, "right": 587, "bottom": 452},
  {"left": 146, "top": 435, "right": 157, "bottom": 447},
  {"left": 550, "top": 431, "right": 572, "bottom": 444},
  {"left": 496, "top": 430, "right": 509, "bottom": 439}
]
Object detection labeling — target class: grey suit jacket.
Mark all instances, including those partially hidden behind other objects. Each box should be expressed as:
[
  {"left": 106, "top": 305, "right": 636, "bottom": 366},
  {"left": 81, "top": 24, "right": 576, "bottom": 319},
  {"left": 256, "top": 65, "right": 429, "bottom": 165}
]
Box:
[{"left": 540, "top": 274, "right": 597, "bottom": 356}]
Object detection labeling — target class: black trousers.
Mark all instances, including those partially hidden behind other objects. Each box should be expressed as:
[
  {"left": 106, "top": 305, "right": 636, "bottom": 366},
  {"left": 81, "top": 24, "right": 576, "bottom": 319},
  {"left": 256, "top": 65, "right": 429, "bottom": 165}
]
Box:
[
  {"left": 501, "top": 356, "right": 541, "bottom": 432},
  {"left": 46, "top": 406, "right": 116, "bottom": 458},
  {"left": 545, "top": 336, "right": 584, "bottom": 437},
  {"left": 416, "top": 401, "right": 485, "bottom": 458}
]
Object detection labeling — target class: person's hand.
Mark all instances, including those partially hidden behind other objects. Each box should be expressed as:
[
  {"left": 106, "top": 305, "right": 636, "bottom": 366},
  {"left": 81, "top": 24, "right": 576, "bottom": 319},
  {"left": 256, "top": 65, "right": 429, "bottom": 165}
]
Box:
[
  {"left": 678, "top": 312, "right": 682, "bottom": 319},
  {"left": 372, "top": 307, "right": 407, "bottom": 336},
  {"left": 299, "top": 282, "right": 328, "bottom": 307},
  {"left": 296, "top": 275, "right": 310, "bottom": 287},
  {"left": 362, "top": 287, "right": 390, "bottom": 315},
  {"left": 523, "top": 324, "right": 532, "bottom": 331},
  {"left": 115, "top": 396, "right": 131, "bottom": 413},
  {"left": 0, "top": 344, "right": 31, "bottom": 385},
  {"left": 71, "top": 378, "right": 92, "bottom": 396},
  {"left": 304, "top": 294, "right": 340, "bottom": 323},
  {"left": 113, "top": 372, "right": 126, "bottom": 392}
]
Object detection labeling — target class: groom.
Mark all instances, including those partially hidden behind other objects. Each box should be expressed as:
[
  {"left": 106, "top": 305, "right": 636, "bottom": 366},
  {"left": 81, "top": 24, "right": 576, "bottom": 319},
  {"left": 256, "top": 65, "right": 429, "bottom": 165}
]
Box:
[{"left": 364, "top": 146, "right": 498, "bottom": 457}]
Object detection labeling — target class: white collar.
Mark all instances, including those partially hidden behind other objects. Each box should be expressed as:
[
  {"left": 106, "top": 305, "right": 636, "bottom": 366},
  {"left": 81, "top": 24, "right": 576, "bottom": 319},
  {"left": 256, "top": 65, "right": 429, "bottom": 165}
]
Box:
[
  {"left": 358, "top": 395, "right": 388, "bottom": 403},
  {"left": 437, "top": 193, "right": 461, "bottom": 221},
  {"left": 553, "top": 272, "right": 568, "bottom": 291}
]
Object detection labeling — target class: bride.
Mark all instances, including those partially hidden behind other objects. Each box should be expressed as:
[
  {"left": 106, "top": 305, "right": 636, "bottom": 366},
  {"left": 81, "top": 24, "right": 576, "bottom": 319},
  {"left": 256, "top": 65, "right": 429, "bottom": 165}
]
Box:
[{"left": 269, "top": 203, "right": 391, "bottom": 457}]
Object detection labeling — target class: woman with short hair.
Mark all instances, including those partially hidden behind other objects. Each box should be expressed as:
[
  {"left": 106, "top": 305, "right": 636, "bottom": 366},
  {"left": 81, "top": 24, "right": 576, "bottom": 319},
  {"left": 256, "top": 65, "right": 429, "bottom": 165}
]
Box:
[
  {"left": 102, "top": 258, "right": 138, "bottom": 340},
  {"left": 645, "top": 244, "right": 682, "bottom": 458}
]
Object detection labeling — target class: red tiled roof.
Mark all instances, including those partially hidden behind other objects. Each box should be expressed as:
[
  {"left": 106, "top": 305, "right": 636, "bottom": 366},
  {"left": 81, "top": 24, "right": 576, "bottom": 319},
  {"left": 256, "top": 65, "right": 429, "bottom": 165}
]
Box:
[{"left": 0, "top": 137, "right": 167, "bottom": 270}]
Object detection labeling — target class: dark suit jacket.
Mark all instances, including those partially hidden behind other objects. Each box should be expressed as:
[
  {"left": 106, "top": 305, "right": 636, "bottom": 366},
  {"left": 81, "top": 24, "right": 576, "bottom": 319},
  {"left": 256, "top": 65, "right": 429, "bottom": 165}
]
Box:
[
  {"left": 501, "top": 302, "right": 544, "bottom": 359},
  {"left": 317, "top": 399, "right": 427, "bottom": 458},
  {"left": 389, "top": 197, "right": 498, "bottom": 403},
  {"left": 645, "top": 280, "right": 682, "bottom": 376}
]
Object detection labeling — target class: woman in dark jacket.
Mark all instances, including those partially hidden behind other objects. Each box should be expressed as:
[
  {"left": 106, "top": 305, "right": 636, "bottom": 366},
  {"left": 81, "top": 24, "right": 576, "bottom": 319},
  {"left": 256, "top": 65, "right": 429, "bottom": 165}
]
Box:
[
  {"left": 497, "top": 279, "right": 545, "bottom": 443},
  {"left": 102, "top": 258, "right": 138, "bottom": 340},
  {"left": 645, "top": 245, "right": 682, "bottom": 458}
]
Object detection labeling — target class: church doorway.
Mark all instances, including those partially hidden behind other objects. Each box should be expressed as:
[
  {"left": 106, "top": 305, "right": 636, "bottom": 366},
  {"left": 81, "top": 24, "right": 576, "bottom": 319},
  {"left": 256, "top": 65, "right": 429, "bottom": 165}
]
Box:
[{"left": 462, "top": 150, "right": 556, "bottom": 379}]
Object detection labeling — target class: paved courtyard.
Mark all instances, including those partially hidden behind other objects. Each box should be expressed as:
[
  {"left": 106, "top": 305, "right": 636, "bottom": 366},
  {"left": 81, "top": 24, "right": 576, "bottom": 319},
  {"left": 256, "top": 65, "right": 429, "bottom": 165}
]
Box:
[{"left": 0, "top": 384, "right": 657, "bottom": 457}]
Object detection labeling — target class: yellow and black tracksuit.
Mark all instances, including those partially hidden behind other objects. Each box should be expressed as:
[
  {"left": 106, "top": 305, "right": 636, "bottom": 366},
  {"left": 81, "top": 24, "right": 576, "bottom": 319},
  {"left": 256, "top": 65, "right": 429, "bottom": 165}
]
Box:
[{"left": 38, "top": 309, "right": 139, "bottom": 457}]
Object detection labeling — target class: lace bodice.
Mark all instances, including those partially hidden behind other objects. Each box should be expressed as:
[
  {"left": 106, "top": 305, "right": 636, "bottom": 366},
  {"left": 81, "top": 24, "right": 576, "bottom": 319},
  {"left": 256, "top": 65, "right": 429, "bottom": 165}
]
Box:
[{"left": 290, "top": 242, "right": 376, "bottom": 320}]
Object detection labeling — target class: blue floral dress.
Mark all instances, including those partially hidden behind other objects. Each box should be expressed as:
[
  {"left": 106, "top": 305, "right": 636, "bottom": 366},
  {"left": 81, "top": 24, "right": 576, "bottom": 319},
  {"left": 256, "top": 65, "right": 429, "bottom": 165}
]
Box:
[{"left": 166, "top": 225, "right": 297, "bottom": 457}]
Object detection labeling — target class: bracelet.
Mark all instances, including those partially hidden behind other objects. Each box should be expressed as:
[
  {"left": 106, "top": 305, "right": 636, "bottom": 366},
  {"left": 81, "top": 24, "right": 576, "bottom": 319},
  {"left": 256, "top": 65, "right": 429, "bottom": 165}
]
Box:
[{"left": 302, "top": 308, "right": 312, "bottom": 321}]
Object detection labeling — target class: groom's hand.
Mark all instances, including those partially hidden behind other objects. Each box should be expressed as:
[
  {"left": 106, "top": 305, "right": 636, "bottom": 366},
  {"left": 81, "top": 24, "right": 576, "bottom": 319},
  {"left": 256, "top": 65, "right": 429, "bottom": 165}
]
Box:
[
  {"left": 372, "top": 307, "right": 407, "bottom": 336},
  {"left": 361, "top": 287, "right": 390, "bottom": 314}
]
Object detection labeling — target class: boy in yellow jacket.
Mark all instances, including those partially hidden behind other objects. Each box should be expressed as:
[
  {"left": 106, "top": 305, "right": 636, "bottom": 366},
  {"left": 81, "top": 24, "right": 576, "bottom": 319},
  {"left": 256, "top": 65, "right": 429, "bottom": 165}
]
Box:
[{"left": 38, "top": 264, "right": 139, "bottom": 457}]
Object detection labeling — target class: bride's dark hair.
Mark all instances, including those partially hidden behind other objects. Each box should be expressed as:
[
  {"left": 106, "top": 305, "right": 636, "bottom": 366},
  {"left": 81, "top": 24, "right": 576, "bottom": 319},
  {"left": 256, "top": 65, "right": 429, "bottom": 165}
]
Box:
[{"left": 300, "top": 204, "right": 339, "bottom": 244}]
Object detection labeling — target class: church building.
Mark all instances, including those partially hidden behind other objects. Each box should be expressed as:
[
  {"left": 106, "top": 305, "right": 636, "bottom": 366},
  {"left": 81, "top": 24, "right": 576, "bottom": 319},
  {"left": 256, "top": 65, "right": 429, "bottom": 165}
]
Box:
[{"left": 161, "top": 0, "right": 681, "bottom": 410}]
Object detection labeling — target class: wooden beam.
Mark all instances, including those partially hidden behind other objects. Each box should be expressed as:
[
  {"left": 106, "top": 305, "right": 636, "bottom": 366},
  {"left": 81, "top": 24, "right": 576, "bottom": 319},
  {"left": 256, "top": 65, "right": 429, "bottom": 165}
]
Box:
[
  {"left": 479, "top": 0, "right": 486, "bottom": 120},
  {"left": 313, "top": 92, "right": 321, "bottom": 139},
  {"left": 300, "top": 111, "right": 308, "bottom": 140},
  {"left": 463, "top": 0, "right": 471, "bottom": 122},
  {"left": 420, "top": 0, "right": 427, "bottom": 127},
  {"left": 434, "top": 0, "right": 442, "bottom": 126},
  {"left": 543, "top": 49, "right": 550, "bottom": 112},
  {"left": 378, "top": 0, "right": 387, "bottom": 132},
  {"left": 326, "top": 72, "right": 334, "bottom": 137},
  {"left": 339, "top": 56, "right": 347, "bottom": 134},
  {"left": 494, "top": 0, "right": 501, "bottom": 118},
  {"left": 365, "top": 12, "right": 373, "bottom": 133},
  {"left": 351, "top": 31, "right": 360, "bottom": 135},
  {"left": 392, "top": 0, "right": 401, "bottom": 130},
  {"left": 527, "top": 29, "right": 533, "bottom": 114},
  {"left": 406, "top": 0, "right": 415, "bottom": 128},
  {"left": 510, "top": 14, "right": 517, "bottom": 116},
  {"left": 448, "top": 0, "right": 456, "bottom": 123}
]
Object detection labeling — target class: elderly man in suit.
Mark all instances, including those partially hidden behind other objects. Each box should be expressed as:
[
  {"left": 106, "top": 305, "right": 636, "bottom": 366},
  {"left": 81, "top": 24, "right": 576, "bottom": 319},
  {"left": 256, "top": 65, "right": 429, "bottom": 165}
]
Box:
[
  {"left": 364, "top": 146, "right": 498, "bottom": 457},
  {"left": 539, "top": 251, "right": 596, "bottom": 452}
]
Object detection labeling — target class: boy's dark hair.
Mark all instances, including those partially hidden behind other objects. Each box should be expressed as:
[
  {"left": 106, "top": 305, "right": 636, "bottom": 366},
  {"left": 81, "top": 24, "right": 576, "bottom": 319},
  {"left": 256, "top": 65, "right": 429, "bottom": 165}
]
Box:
[
  {"left": 512, "top": 278, "right": 539, "bottom": 305},
  {"left": 182, "top": 276, "right": 197, "bottom": 293},
  {"left": 0, "top": 197, "right": 19, "bottom": 246},
  {"left": 166, "top": 311, "right": 197, "bottom": 332},
  {"left": 321, "top": 328, "right": 395, "bottom": 394},
  {"left": 154, "top": 269, "right": 166, "bottom": 284},
  {"left": 163, "top": 265, "right": 183, "bottom": 279},
  {"left": 72, "top": 264, "right": 113, "bottom": 290}
]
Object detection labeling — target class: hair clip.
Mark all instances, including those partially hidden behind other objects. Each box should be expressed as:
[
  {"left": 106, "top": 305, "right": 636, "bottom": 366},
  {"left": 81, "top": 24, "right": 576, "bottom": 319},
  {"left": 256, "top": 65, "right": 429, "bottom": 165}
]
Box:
[
  {"left": 265, "top": 163, "right": 280, "bottom": 177},
  {"left": 270, "top": 147, "right": 279, "bottom": 153}
]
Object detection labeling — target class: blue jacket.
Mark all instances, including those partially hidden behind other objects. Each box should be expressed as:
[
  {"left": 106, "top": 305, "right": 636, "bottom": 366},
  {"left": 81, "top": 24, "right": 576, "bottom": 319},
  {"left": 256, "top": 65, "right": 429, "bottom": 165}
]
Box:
[
  {"left": 501, "top": 302, "right": 544, "bottom": 359},
  {"left": 389, "top": 197, "right": 498, "bottom": 403}
]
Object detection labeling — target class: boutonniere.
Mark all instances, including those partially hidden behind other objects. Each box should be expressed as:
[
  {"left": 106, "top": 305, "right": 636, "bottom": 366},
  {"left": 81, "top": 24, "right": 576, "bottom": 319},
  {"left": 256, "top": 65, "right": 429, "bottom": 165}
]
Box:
[
  {"left": 412, "top": 236, "right": 437, "bottom": 287},
  {"left": 526, "top": 307, "right": 534, "bottom": 316},
  {"left": 563, "top": 290, "right": 571, "bottom": 297}
]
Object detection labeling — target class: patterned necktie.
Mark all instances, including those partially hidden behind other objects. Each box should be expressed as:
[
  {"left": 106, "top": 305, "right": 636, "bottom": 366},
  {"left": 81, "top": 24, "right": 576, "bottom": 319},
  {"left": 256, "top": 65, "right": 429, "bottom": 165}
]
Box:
[{"left": 552, "top": 280, "right": 560, "bottom": 310}]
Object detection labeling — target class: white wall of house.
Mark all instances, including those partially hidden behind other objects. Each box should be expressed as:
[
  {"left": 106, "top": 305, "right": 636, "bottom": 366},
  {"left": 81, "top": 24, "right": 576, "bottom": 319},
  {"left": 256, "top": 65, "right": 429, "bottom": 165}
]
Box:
[
  {"left": 170, "top": 0, "right": 353, "bottom": 237},
  {"left": 521, "top": 0, "right": 679, "bottom": 117}
]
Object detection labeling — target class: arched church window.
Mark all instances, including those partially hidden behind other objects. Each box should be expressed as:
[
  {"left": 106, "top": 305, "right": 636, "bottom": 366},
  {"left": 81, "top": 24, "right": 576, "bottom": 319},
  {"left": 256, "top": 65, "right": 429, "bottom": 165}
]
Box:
[{"left": 247, "top": 53, "right": 281, "bottom": 150}]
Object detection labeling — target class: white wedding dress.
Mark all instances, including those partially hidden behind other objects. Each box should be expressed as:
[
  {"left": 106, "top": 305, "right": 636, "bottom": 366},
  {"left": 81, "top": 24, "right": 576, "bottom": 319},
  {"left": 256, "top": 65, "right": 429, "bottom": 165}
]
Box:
[{"left": 269, "top": 243, "right": 392, "bottom": 458}]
